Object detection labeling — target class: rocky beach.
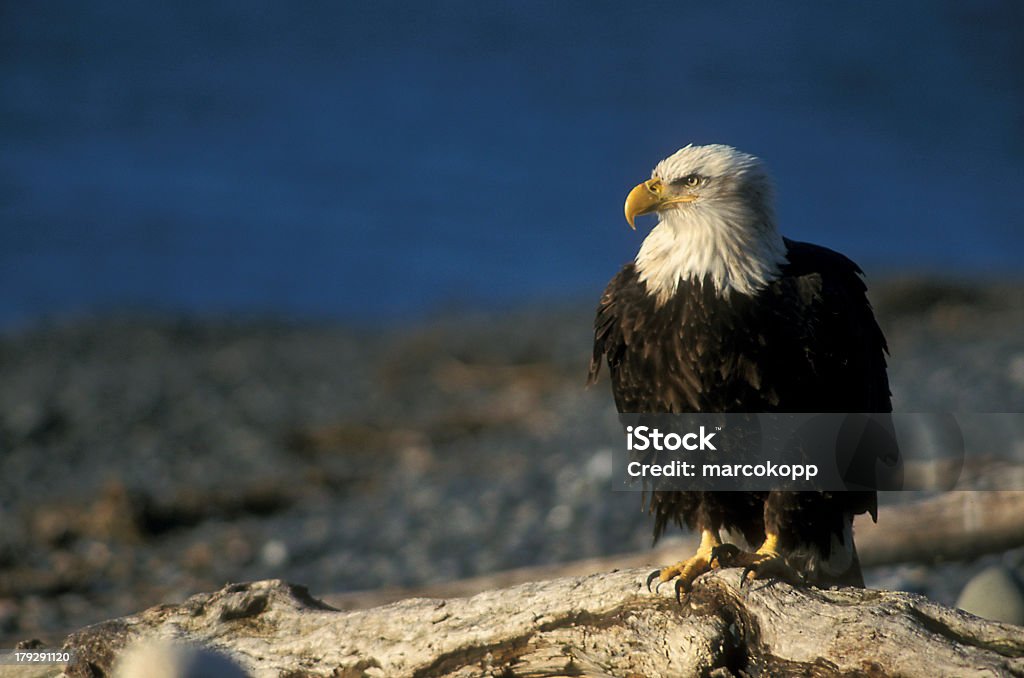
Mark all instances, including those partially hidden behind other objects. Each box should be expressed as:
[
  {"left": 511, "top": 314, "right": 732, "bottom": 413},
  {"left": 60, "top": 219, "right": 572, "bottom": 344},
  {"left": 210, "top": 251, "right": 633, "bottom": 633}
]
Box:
[{"left": 2, "top": 277, "right": 1024, "bottom": 646}]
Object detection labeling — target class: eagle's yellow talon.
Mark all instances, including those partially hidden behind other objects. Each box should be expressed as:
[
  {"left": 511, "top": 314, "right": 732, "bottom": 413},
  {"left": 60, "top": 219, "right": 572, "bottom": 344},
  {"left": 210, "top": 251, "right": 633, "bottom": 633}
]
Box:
[
  {"left": 647, "top": 530, "right": 740, "bottom": 599},
  {"left": 740, "top": 551, "right": 803, "bottom": 587},
  {"left": 649, "top": 555, "right": 710, "bottom": 596},
  {"left": 713, "top": 534, "right": 805, "bottom": 588},
  {"left": 709, "top": 543, "right": 741, "bottom": 568}
]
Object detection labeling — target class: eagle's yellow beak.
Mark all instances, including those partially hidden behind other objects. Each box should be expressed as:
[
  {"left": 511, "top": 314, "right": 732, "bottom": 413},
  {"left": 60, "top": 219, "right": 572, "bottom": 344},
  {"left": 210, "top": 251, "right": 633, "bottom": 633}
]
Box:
[{"left": 623, "top": 178, "right": 697, "bottom": 230}]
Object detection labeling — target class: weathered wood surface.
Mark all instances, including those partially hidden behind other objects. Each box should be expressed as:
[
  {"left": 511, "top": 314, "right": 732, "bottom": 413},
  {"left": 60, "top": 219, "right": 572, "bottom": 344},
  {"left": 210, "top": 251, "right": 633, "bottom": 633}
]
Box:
[{"left": 61, "top": 568, "right": 1024, "bottom": 678}]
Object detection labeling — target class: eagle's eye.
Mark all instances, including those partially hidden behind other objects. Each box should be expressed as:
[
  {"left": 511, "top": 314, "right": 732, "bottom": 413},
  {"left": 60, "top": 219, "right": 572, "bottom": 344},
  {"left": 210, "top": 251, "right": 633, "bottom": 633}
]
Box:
[{"left": 674, "top": 174, "right": 701, "bottom": 188}]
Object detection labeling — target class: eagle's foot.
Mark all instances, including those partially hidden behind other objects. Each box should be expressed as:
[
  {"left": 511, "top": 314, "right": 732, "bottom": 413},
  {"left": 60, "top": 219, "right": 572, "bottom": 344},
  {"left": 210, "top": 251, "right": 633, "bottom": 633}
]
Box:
[
  {"left": 708, "top": 543, "right": 743, "bottom": 568},
  {"left": 645, "top": 532, "right": 733, "bottom": 602},
  {"left": 738, "top": 549, "right": 802, "bottom": 588},
  {"left": 645, "top": 555, "right": 711, "bottom": 599},
  {"left": 708, "top": 535, "right": 803, "bottom": 588}
]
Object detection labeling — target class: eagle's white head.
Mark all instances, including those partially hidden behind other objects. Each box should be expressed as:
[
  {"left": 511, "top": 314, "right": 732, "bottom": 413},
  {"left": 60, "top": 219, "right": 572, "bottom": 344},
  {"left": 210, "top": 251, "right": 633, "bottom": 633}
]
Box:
[{"left": 625, "top": 144, "right": 788, "bottom": 302}]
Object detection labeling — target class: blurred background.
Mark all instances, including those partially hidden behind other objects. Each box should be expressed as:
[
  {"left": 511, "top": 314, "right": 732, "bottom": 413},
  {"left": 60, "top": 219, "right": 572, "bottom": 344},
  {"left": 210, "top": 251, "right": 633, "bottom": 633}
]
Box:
[{"left": 2, "top": 0, "right": 1024, "bottom": 646}]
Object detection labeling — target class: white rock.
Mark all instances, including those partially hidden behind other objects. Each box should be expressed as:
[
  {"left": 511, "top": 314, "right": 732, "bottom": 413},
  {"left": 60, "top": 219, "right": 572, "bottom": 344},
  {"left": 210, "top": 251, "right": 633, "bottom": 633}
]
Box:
[
  {"left": 114, "top": 640, "right": 248, "bottom": 678},
  {"left": 956, "top": 565, "right": 1024, "bottom": 625}
]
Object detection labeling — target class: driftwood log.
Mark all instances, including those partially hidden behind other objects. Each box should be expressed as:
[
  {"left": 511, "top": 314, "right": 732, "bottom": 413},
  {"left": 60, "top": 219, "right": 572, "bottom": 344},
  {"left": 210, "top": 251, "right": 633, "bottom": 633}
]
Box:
[{"left": 59, "top": 567, "right": 1024, "bottom": 678}]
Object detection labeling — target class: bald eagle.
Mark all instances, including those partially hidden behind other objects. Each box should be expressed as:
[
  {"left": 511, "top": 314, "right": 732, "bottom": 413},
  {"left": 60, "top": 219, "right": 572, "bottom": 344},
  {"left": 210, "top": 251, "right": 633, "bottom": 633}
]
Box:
[{"left": 589, "top": 144, "right": 891, "bottom": 594}]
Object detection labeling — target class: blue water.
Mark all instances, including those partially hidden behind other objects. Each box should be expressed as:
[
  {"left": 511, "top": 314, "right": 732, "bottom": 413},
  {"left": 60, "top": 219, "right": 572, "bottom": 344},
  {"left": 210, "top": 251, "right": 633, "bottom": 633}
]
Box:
[{"left": 2, "top": 2, "right": 1022, "bottom": 326}]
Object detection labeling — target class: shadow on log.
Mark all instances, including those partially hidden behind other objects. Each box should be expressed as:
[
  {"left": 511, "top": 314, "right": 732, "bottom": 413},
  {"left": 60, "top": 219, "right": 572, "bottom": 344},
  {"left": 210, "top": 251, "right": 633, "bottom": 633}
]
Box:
[{"left": 61, "top": 568, "right": 1024, "bottom": 678}]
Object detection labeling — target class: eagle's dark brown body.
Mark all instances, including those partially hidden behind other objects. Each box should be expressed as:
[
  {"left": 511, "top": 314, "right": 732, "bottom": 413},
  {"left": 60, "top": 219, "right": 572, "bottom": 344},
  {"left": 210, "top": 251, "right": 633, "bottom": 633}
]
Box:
[{"left": 589, "top": 239, "right": 891, "bottom": 585}]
